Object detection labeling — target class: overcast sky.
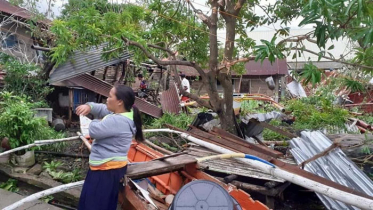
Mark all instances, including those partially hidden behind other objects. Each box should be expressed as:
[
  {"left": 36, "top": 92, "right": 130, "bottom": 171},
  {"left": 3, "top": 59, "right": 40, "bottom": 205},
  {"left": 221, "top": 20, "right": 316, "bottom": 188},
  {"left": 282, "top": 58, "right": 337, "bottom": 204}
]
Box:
[{"left": 36, "top": 0, "right": 306, "bottom": 30}]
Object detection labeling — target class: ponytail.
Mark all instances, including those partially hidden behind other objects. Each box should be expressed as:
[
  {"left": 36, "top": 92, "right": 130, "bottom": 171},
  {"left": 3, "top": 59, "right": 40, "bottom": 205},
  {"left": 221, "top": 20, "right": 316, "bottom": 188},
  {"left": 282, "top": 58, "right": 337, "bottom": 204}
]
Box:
[
  {"left": 114, "top": 85, "right": 144, "bottom": 142},
  {"left": 132, "top": 106, "right": 144, "bottom": 142}
]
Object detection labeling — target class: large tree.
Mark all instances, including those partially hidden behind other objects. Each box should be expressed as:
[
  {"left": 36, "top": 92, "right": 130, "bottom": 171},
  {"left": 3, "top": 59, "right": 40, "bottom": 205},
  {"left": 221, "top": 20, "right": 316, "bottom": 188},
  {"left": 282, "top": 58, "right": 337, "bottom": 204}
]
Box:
[{"left": 31, "top": 0, "right": 373, "bottom": 133}]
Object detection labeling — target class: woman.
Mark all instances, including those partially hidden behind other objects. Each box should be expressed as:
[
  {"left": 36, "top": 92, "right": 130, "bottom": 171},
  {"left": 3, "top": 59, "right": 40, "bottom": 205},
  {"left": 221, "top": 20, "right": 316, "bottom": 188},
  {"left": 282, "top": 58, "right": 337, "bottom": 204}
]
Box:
[{"left": 76, "top": 85, "right": 144, "bottom": 210}]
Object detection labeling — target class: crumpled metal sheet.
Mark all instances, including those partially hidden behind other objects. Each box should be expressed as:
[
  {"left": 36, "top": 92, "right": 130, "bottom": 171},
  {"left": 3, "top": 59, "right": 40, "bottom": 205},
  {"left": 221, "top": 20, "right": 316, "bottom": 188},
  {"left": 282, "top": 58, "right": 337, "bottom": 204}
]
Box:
[
  {"left": 287, "top": 80, "right": 307, "bottom": 98},
  {"left": 245, "top": 111, "right": 286, "bottom": 122},
  {"left": 244, "top": 111, "right": 285, "bottom": 122},
  {"left": 290, "top": 131, "right": 373, "bottom": 210},
  {"left": 160, "top": 83, "right": 180, "bottom": 114}
]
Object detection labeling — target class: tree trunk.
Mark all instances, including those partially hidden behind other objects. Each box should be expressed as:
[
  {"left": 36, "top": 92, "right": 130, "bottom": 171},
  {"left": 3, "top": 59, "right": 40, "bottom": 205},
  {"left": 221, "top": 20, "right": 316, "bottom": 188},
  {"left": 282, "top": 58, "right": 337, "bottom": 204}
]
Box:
[
  {"left": 206, "top": 1, "right": 223, "bottom": 114},
  {"left": 118, "top": 61, "right": 127, "bottom": 84},
  {"left": 218, "top": 14, "right": 238, "bottom": 133}
]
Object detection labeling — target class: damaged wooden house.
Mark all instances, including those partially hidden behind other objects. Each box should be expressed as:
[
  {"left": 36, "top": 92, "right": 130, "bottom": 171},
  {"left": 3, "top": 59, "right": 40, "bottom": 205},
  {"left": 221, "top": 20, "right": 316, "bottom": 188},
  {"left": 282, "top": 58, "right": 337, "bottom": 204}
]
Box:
[{"left": 46, "top": 44, "right": 163, "bottom": 126}]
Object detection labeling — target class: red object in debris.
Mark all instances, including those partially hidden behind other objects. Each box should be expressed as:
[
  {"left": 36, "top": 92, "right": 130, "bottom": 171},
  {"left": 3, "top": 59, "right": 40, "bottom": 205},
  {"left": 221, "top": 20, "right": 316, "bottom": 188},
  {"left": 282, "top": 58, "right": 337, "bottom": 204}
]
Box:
[
  {"left": 345, "top": 103, "right": 373, "bottom": 114},
  {"left": 348, "top": 91, "right": 373, "bottom": 104},
  {"left": 357, "top": 125, "right": 367, "bottom": 133}
]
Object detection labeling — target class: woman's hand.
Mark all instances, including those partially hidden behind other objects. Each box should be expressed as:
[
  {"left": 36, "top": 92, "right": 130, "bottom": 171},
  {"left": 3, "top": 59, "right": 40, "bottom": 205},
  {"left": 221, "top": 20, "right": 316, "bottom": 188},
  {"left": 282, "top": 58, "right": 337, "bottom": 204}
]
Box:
[{"left": 76, "top": 104, "right": 91, "bottom": 116}]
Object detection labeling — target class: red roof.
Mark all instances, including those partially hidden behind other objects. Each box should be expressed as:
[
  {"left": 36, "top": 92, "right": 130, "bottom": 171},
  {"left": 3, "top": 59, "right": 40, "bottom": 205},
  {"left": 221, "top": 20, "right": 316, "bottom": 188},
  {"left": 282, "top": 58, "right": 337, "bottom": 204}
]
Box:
[
  {"left": 175, "top": 65, "right": 202, "bottom": 77},
  {"left": 0, "top": 0, "right": 50, "bottom": 24}
]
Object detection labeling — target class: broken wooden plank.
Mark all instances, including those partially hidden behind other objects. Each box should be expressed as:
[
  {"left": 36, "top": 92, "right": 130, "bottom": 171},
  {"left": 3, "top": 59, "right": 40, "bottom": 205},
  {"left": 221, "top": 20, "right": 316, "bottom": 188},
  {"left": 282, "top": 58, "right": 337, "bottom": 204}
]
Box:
[
  {"left": 127, "top": 154, "right": 197, "bottom": 179},
  {"left": 249, "top": 119, "right": 297, "bottom": 139},
  {"left": 211, "top": 127, "right": 283, "bottom": 158},
  {"left": 150, "top": 152, "right": 188, "bottom": 162}
]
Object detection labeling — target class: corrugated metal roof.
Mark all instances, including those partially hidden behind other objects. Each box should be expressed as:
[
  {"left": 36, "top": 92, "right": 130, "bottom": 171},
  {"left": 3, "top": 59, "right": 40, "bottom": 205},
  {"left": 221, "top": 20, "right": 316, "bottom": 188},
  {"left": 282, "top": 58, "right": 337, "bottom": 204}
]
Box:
[
  {"left": 290, "top": 131, "right": 373, "bottom": 210},
  {"left": 241, "top": 59, "right": 288, "bottom": 76},
  {"left": 49, "top": 44, "right": 131, "bottom": 84},
  {"left": 160, "top": 83, "right": 181, "bottom": 114},
  {"left": 67, "top": 73, "right": 163, "bottom": 118},
  {"left": 0, "top": 0, "right": 50, "bottom": 24}
]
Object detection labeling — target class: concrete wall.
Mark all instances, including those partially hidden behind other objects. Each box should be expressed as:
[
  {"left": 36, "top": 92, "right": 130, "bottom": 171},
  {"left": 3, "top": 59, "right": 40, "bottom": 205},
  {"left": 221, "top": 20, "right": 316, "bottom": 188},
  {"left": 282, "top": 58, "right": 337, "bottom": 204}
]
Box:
[{"left": 247, "top": 28, "right": 354, "bottom": 62}]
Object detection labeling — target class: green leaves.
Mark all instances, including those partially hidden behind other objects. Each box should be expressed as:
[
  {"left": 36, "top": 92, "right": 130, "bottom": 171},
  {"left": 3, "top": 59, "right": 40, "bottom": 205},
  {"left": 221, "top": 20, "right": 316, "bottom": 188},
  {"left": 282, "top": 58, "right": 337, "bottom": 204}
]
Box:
[
  {"left": 254, "top": 36, "right": 285, "bottom": 63},
  {"left": 0, "top": 179, "right": 19, "bottom": 193},
  {"left": 299, "top": 62, "right": 324, "bottom": 87},
  {"left": 285, "top": 97, "right": 349, "bottom": 131},
  {"left": 343, "top": 78, "right": 365, "bottom": 92}
]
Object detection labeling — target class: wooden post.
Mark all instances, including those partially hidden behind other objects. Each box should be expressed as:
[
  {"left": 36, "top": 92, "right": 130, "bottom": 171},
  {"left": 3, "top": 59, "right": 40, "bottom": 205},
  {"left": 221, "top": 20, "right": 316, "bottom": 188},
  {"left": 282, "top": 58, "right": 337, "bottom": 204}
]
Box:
[
  {"left": 112, "top": 63, "right": 121, "bottom": 84},
  {"left": 280, "top": 76, "right": 286, "bottom": 102},
  {"left": 249, "top": 79, "right": 252, "bottom": 94},
  {"left": 68, "top": 88, "right": 73, "bottom": 126},
  {"left": 118, "top": 61, "right": 127, "bottom": 84},
  {"left": 274, "top": 75, "right": 280, "bottom": 102},
  {"left": 238, "top": 75, "right": 243, "bottom": 93},
  {"left": 103, "top": 66, "right": 109, "bottom": 81}
]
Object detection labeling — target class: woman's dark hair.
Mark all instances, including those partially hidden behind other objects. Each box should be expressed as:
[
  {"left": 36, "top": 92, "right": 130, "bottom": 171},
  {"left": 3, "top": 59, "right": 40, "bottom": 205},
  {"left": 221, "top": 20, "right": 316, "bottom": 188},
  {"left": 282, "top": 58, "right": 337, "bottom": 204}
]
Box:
[{"left": 114, "top": 85, "right": 144, "bottom": 142}]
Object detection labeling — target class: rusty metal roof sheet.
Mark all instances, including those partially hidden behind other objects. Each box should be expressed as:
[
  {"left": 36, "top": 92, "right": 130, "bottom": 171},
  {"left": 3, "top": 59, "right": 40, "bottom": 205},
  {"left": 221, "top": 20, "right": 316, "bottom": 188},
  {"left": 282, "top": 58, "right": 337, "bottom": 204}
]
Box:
[
  {"left": 68, "top": 74, "right": 163, "bottom": 118},
  {"left": 0, "top": 0, "right": 34, "bottom": 19},
  {"left": 0, "top": 0, "right": 50, "bottom": 24},
  {"left": 49, "top": 44, "right": 131, "bottom": 84},
  {"left": 290, "top": 131, "right": 373, "bottom": 210},
  {"left": 240, "top": 59, "right": 288, "bottom": 76},
  {"left": 160, "top": 82, "right": 180, "bottom": 114}
]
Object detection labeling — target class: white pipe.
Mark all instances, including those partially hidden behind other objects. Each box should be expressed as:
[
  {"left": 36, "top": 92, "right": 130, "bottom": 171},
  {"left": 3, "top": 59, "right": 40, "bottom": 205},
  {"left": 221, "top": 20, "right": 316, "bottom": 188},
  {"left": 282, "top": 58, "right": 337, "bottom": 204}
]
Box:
[
  {"left": 2, "top": 181, "right": 84, "bottom": 210},
  {"left": 144, "top": 129, "right": 373, "bottom": 210},
  {"left": 0, "top": 136, "right": 80, "bottom": 157}
]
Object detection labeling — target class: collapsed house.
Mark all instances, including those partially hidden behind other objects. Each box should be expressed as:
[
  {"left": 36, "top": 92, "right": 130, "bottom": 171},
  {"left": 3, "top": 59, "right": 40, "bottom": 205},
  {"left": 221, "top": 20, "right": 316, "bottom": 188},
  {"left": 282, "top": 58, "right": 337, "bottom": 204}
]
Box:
[{"left": 47, "top": 44, "right": 163, "bottom": 125}]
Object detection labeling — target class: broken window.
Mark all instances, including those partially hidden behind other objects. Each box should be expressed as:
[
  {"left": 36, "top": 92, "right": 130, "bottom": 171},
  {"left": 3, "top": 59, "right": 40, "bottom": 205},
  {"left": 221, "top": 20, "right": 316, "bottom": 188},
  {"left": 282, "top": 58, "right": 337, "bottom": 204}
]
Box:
[{"left": 1, "top": 32, "right": 18, "bottom": 48}]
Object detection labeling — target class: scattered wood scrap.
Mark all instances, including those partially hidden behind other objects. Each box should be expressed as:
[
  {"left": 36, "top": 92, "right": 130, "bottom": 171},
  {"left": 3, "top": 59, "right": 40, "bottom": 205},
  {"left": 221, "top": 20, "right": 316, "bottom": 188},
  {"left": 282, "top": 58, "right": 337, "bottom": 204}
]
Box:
[{"left": 126, "top": 154, "right": 197, "bottom": 179}]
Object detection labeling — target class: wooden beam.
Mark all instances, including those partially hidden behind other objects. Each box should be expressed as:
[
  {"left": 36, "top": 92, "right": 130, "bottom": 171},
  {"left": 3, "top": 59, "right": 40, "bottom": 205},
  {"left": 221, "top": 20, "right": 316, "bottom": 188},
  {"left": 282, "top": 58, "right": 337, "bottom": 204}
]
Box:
[
  {"left": 126, "top": 154, "right": 197, "bottom": 180},
  {"left": 209, "top": 127, "right": 283, "bottom": 158}
]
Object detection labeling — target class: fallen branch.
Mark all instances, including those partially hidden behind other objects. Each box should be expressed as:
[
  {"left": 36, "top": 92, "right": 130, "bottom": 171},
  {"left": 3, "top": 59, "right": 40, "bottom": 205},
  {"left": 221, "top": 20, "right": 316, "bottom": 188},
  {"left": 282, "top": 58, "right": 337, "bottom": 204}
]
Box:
[
  {"left": 2, "top": 181, "right": 84, "bottom": 210},
  {"left": 0, "top": 136, "right": 80, "bottom": 157},
  {"left": 144, "top": 140, "right": 173, "bottom": 155},
  {"left": 299, "top": 142, "right": 340, "bottom": 169},
  {"left": 34, "top": 151, "right": 89, "bottom": 158}
]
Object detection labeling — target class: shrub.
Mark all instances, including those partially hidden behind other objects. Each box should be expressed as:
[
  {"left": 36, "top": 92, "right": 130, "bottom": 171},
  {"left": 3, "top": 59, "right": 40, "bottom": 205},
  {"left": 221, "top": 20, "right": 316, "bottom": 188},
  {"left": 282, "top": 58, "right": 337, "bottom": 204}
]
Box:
[{"left": 0, "top": 92, "right": 65, "bottom": 151}]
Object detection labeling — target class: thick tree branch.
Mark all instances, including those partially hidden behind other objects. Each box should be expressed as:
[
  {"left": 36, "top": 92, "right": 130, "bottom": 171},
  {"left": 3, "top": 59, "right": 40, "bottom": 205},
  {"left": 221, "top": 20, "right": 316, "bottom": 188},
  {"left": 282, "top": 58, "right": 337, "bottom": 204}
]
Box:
[
  {"left": 122, "top": 37, "right": 208, "bottom": 78},
  {"left": 278, "top": 35, "right": 309, "bottom": 46},
  {"left": 185, "top": 0, "right": 210, "bottom": 26},
  {"left": 169, "top": 63, "right": 212, "bottom": 109},
  {"left": 233, "top": 0, "right": 246, "bottom": 15},
  {"left": 148, "top": 44, "right": 175, "bottom": 56},
  {"left": 278, "top": 33, "right": 322, "bottom": 46},
  {"left": 218, "top": 57, "right": 255, "bottom": 70},
  {"left": 291, "top": 47, "right": 373, "bottom": 70}
]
